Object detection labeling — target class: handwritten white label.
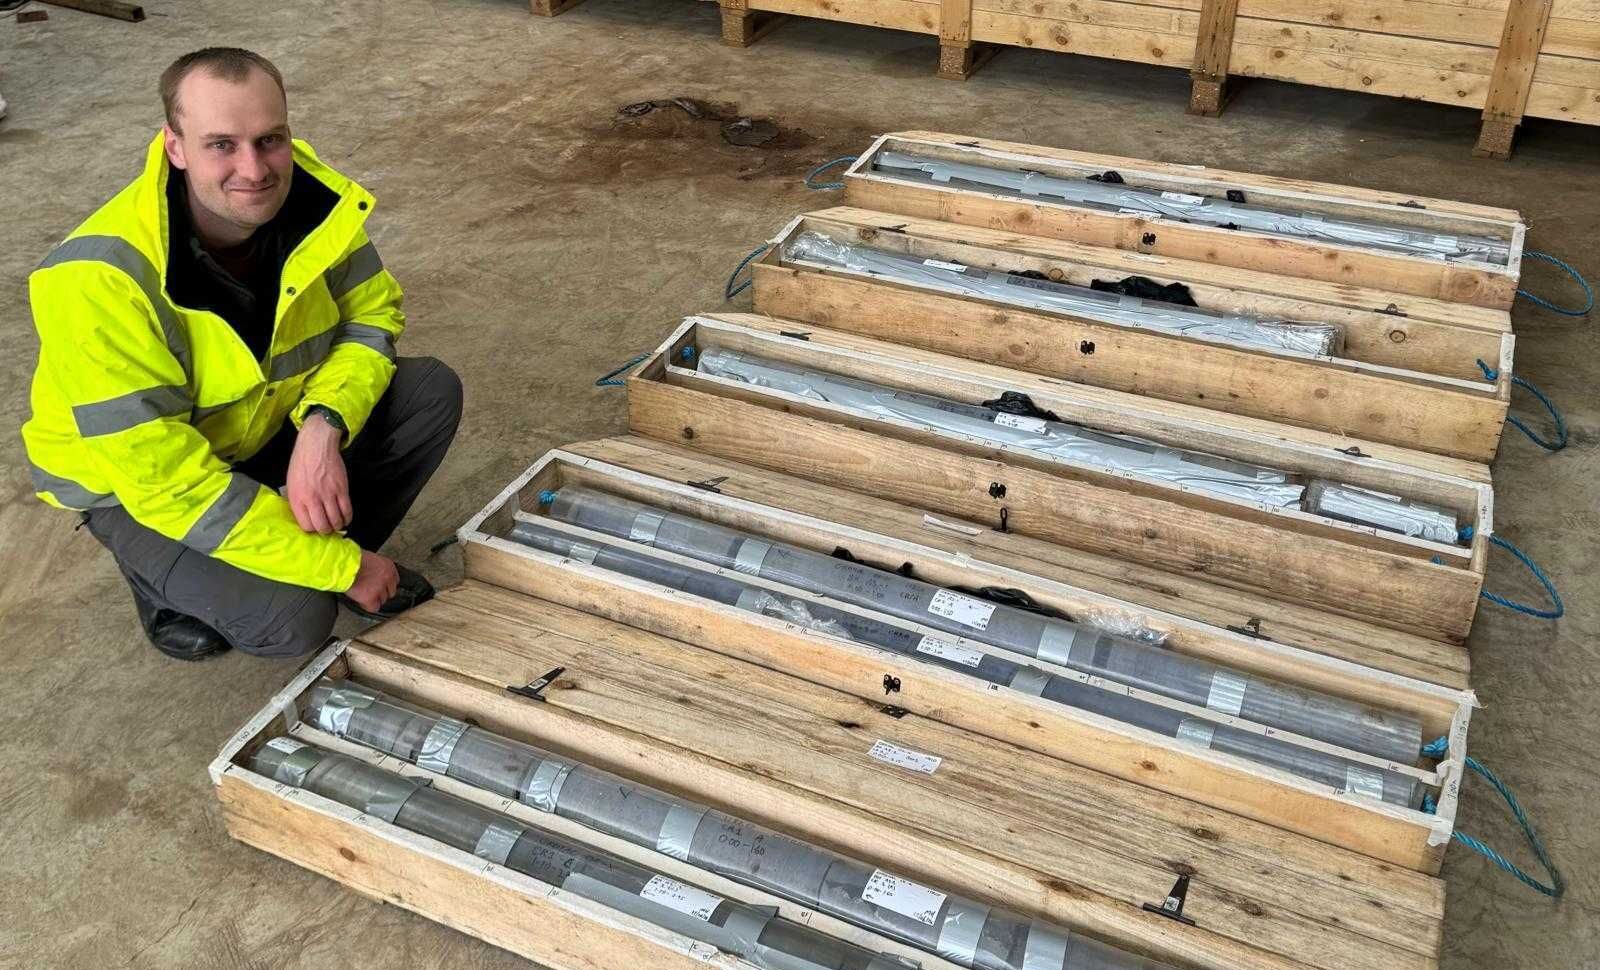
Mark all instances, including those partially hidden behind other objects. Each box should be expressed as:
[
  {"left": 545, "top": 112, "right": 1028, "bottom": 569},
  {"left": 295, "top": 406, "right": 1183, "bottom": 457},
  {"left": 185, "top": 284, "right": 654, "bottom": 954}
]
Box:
[
  {"left": 869, "top": 740, "right": 943, "bottom": 775},
  {"left": 862, "top": 869, "right": 947, "bottom": 926},
  {"left": 915, "top": 635, "right": 983, "bottom": 668},
  {"left": 993, "top": 412, "right": 1048, "bottom": 434},
  {"left": 928, "top": 590, "right": 995, "bottom": 630},
  {"left": 923, "top": 258, "right": 969, "bottom": 273},
  {"left": 639, "top": 875, "right": 722, "bottom": 921},
  {"left": 266, "top": 737, "right": 306, "bottom": 755},
  {"left": 1160, "top": 191, "right": 1206, "bottom": 204}
]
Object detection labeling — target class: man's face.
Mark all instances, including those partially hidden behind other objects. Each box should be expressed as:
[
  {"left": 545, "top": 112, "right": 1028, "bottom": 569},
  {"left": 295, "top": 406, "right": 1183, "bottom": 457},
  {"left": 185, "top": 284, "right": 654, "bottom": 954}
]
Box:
[{"left": 163, "top": 67, "right": 293, "bottom": 234}]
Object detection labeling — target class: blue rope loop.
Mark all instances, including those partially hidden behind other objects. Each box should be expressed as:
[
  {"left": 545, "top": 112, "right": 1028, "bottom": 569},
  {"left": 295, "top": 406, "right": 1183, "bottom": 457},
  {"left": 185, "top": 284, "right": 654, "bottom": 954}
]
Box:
[
  {"left": 1477, "top": 358, "right": 1568, "bottom": 452},
  {"left": 1515, "top": 250, "right": 1593, "bottom": 317},
  {"left": 1420, "top": 737, "right": 1564, "bottom": 897},
  {"left": 594, "top": 353, "right": 649, "bottom": 388},
  {"left": 724, "top": 243, "right": 772, "bottom": 300},
  {"left": 1477, "top": 532, "right": 1564, "bottom": 619},
  {"left": 804, "top": 155, "right": 859, "bottom": 191}
]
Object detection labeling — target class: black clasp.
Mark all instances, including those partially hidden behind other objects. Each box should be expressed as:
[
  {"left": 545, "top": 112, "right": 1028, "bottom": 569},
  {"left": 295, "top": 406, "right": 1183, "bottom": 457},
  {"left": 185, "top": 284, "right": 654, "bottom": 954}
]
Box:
[
  {"left": 1226, "top": 617, "right": 1269, "bottom": 640},
  {"left": 688, "top": 476, "right": 728, "bottom": 493},
  {"left": 882, "top": 674, "right": 902, "bottom": 695},
  {"left": 507, "top": 667, "right": 566, "bottom": 702},
  {"left": 1143, "top": 875, "right": 1196, "bottom": 926}
]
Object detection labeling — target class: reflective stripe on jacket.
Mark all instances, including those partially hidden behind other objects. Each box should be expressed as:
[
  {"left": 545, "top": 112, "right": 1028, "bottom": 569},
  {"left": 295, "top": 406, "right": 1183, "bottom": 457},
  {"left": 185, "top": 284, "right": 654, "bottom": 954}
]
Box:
[{"left": 21, "top": 132, "right": 406, "bottom": 591}]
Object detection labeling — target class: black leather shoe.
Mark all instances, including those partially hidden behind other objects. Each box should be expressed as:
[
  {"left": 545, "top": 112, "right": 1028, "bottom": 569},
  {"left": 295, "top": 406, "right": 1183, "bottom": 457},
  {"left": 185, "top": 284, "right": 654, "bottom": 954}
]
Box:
[
  {"left": 132, "top": 588, "right": 231, "bottom": 662},
  {"left": 339, "top": 563, "right": 436, "bottom": 622}
]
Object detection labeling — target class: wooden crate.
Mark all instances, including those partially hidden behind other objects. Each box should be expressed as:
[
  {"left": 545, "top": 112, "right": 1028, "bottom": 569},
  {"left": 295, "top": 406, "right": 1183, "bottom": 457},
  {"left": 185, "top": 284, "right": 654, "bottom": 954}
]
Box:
[
  {"left": 755, "top": 208, "right": 1515, "bottom": 462},
  {"left": 841, "top": 133, "right": 1527, "bottom": 308},
  {"left": 457, "top": 441, "right": 1475, "bottom": 875},
  {"left": 624, "top": 314, "right": 1493, "bottom": 645},
  {"left": 691, "top": 0, "right": 1596, "bottom": 158},
  {"left": 216, "top": 580, "right": 1459, "bottom": 970}
]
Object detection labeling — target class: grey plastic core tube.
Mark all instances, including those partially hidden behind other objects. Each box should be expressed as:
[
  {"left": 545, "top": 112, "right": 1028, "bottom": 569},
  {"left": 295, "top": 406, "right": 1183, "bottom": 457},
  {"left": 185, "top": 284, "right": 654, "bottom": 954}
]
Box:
[
  {"left": 250, "top": 738, "right": 915, "bottom": 970},
  {"left": 541, "top": 486, "right": 1424, "bottom": 772},
  {"left": 505, "top": 518, "right": 1421, "bottom": 807},
  {"left": 300, "top": 684, "right": 1180, "bottom": 970}
]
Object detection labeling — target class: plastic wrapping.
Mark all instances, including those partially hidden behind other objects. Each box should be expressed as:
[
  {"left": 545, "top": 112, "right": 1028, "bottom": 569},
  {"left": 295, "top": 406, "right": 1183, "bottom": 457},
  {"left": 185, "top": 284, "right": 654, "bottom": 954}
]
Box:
[
  {"left": 784, "top": 231, "right": 1343, "bottom": 357},
  {"left": 250, "top": 739, "right": 913, "bottom": 970},
  {"left": 699, "top": 347, "right": 1306, "bottom": 509},
  {"left": 514, "top": 502, "right": 1424, "bottom": 797},
  {"left": 1305, "top": 482, "right": 1460, "bottom": 545},
  {"left": 300, "top": 686, "right": 1179, "bottom": 970},
  {"left": 872, "top": 151, "right": 1512, "bottom": 266},
  {"left": 697, "top": 348, "right": 1466, "bottom": 546}
]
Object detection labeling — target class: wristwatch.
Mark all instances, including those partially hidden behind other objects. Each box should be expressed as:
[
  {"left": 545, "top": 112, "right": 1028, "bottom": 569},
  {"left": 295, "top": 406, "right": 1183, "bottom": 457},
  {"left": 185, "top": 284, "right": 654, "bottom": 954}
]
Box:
[{"left": 306, "top": 404, "right": 348, "bottom": 440}]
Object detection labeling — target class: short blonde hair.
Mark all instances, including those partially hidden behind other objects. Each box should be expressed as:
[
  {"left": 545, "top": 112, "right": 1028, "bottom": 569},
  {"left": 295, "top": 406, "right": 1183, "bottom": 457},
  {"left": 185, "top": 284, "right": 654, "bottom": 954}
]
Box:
[{"left": 160, "top": 47, "right": 285, "bottom": 133}]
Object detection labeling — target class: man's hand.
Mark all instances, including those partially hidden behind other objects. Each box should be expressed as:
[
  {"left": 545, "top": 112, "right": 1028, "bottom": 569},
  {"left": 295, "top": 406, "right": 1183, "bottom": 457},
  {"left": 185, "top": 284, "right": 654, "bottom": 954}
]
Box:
[
  {"left": 286, "top": 411, "right": 351, "bottom": 534},
  {"left": 346, "top": 550, "right": 399, "bottom": 613}
]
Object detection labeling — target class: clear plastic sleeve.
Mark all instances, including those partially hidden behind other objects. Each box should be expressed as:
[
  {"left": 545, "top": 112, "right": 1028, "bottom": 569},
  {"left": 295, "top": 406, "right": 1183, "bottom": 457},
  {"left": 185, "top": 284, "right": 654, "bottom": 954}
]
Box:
[
  {"left": 784, "top": 231, "right": 1343, "bottom": 357},
  {"left": 872, "top": 151, "right": 1511, "bottom": 266}
]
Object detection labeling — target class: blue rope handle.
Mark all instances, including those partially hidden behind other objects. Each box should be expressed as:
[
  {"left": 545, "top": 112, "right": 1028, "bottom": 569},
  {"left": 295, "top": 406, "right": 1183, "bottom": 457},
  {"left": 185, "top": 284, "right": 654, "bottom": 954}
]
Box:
[
  {"left": 724, "top": 243, "right": 772, "bottom": 300},
  {"left": 1421, "top": 737, "right": 1565, "bottom": 897},
  {"left": 1516, "top": 250, "right": 1593, "bottom": 317},
  {"left": 804, "top": 155, "right": 859, "bottom": 191},
  {"left": 594, "top": 353, "right": 648, "bottom": 387},
  {"left": 1477, "top": 359, "right": 1568, "bottom": 451}
]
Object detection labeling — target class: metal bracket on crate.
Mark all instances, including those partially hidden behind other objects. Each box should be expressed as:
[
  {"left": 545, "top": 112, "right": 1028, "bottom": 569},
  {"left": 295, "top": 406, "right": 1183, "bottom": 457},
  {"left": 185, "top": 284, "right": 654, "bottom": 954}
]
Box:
[
  {"left": 507, "top": 667, "right": 566, "bottom": 702},
  {"left": 1143, "top": 875, "right": 1197, "bottom": 926},
  {"left": 687, "top": 476, "right": 728, "bottom": 494},
  {"left": 882, "top": 674, "right": 902, "bottom": 695},
  {"left": 1226, "top": 617, "right": 1270, "bottom": 641},
  {"left": 1336, "top": 445, "right": 1370, "bottom": 458},
  {"left": 996, "top": 507, "right": 1010, "bottom": 534},
  {"left": 778, "top": 330, "right": 812, "bottom": 341}
]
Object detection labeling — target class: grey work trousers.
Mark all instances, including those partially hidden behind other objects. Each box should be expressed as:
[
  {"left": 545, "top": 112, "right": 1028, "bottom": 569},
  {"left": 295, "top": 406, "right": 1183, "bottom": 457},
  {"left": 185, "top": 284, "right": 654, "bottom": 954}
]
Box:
[{"left": 84, "top": 356, "right": 463, "bottom": 658}]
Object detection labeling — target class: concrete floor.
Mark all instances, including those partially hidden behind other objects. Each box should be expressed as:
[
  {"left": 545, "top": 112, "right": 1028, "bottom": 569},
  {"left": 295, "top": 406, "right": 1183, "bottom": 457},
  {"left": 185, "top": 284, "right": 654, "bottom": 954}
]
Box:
[{"left": 2, "top": 0, "right": 1597, "bottom": 966}]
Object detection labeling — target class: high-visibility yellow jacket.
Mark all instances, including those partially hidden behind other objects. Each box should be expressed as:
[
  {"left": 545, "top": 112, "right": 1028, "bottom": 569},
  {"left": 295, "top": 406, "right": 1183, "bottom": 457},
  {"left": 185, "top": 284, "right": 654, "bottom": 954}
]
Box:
[{"left": 22, "top": 132, "right": 405, "bottom": 592}]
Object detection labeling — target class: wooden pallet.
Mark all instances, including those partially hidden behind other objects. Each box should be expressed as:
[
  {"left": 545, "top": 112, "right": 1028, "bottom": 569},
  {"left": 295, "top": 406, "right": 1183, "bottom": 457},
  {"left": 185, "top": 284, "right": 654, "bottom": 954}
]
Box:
[
  {"left": 627, "top": 314, "right": 1492, "bottom": 645},
  {"left": 215, "top": 580, "right": 1456, "bottom": 970},
  {"left": 755, "top": 209, "right": 1515, "bottom": 462},
  {"left": 841, "top": 133, "right": 1527, "bottom": 309}
]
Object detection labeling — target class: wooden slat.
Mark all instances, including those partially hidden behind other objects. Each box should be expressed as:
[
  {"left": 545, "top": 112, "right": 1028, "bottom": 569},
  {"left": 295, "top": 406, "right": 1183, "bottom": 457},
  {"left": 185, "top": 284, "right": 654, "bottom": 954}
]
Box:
[
  {"left": 354, "top": 585, "right": 1448, "bottom": 969},
  {"left": 1190, "top": 0, "right": 1241, "bottom": 114},
  {"left": 566, "top": 435, "right": 1474, "bottom": 679},
  {"left": 752, "top": 263, "right": 1509, "bottom": 462},
  {"left": 1476, "top": 0, "right": 1558, "bottom": 157}
]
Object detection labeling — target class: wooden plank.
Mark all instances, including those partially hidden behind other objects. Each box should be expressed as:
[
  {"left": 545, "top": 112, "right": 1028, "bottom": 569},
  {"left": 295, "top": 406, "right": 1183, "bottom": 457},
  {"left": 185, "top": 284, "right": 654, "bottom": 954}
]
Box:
[
  {"left": 785, "top": 210, "right": 1514, "bottom": 381},
  {"left": 1190, "top": 0, "right": 1242, "bottom": 114},
  {"left": 217, "top": 771, "right": 741, "bottom": 970},
  {"left": 353, "top": 586, "right": 1449, "bottom": 965},
  {"left": 1476, "top": 0, "right": 1558, "bottom": 157},
  {"left": 566, "top": 435, "right": 1475, "bottom": 678},
  {"left": 626, "top": 375, "right": 1483, "bottom": 643},
  {"left": 529, "top": 0, "right": 588, "bottom": 15},
  {"left": 751, "top": 263, "right": 1510, "bottom": 461},
  {"left": 749, "top": 0, "right": 935, "bottom": 32}
]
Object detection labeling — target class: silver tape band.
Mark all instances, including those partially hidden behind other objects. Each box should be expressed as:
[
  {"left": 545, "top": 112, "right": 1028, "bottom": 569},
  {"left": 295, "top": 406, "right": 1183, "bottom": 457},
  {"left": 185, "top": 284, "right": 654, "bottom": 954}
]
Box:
[
  {"left": 1035, "top": 623, "right": 1081, "bottom": 667},
  {"left": 522, "top": 759, "right": 576, "bottom": 812},
  {"left": 656, "top": 803, "right": 709, "bottom": 862},
  {"left": 315, "top": 685, "right": 376, "bottom": 737},
  {"left": 1176, "top": 719, "right": 1217, "bottom": 748},
  {"left": 1008, "top": 667, "right": 1050, "bottom": 696},
  {"left": 1022, "top": 925, "right": 1072, "bottom": 970},
  {"left": 935, "top": 899, "right": 990, "bottom": 964},
  {"left": 567, "top": 541, "right": 600, "bottom": 565},
  {"left": 629, "top": 511, "right": 664, "bottom": 544},
  {"left": 1205, "top": 671, "right": 1248, "bottom": 717},
  {"left": 735, "top": 587, "right": 774, "bottom": 613},
  {"left": 364, "top": 774, "right": 423, "bottom": 823},
  {"left": 733, "top": 539, "right": 772, "bottom": 576},
  {"left": 417, "top": 717, "right": 469, "bottom": 774},
  {"left": 473, "top": 821, "right": 525, "bottom": 865},
  {"left": 721, "top": 905, "right": 777, "bottom": 952},
  {"left": 1345, "top": 765, "right": 1386, "bottom": 800},
  {"left": 277, "top": 747, "right": 322, "bottom": 788}
]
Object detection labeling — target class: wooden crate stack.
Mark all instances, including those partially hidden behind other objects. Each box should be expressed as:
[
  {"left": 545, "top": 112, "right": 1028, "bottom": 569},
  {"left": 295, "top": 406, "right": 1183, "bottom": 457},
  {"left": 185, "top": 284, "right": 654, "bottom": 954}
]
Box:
[
  {"left": 531, "top": 0, "right": 1600, "bottom": 159},
  {"left": 215, "top": 133, "right": 1542, "bottom": 970}
]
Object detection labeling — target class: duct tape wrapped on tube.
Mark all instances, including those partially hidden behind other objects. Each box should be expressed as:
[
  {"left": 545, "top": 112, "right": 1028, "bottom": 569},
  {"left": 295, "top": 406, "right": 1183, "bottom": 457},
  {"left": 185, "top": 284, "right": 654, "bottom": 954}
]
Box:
[
  {"left": 247, "top": 740, "right": 918, "bottom": 970},
  {"left": 783, "top": 230, "right": 1344, "bottom": 357},
  {"left": 539, "top": 487, "right": 1424, "bottom": 767},
  {"left": 871, "top": 151, "right": 1512, "bottom": 265},
  {"left": 299, "top": 684, "right": 1180, "bottom": 970}
]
